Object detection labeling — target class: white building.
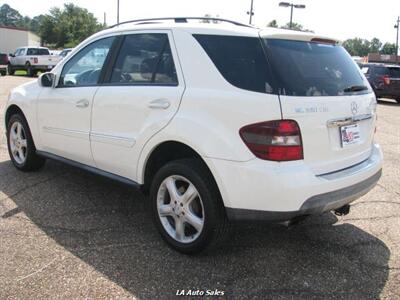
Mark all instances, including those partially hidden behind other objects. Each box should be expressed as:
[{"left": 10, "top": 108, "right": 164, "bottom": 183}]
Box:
[{"left": 0, "top": 25, "right": 40, "bottom": 54}]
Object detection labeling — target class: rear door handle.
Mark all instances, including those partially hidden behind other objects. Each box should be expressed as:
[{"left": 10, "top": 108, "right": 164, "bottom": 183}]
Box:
[
  {"left": 148, "top": 99, "right": 170, "bottom": 109},
  {"left": 76, "top": 99, "right": 89, "bottom": 108}
]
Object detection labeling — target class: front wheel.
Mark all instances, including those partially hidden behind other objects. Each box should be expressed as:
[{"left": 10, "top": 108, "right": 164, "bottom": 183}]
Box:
[
  {"left": 150, "top": 159, "right": 230, "bottom": 254},
  {"left": 7, "top": 114, "right": 46, "bottom": 171}
]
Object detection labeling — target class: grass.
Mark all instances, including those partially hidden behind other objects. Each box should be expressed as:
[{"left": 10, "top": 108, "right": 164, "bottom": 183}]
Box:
[{"left": 14, "top": 70, "right": 28, "bottom": 76}]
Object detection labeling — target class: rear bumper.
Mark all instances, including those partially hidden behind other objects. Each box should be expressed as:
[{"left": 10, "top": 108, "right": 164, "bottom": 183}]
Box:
[
  {"left": 205, "top": 143, "right": 383, "bottom": 222},
  {"left": 226, "top": 169, "right": 381, "bottom": 221}
]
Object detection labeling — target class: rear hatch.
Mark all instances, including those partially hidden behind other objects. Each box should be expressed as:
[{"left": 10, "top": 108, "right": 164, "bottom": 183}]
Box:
[{"left": 261, "top": 34, "right": 377, "bottom": 175}]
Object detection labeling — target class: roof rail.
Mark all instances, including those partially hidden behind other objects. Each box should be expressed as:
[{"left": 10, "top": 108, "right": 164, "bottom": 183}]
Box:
[{"left": 108, "top": 17, "right": 253, "bottom": 29}]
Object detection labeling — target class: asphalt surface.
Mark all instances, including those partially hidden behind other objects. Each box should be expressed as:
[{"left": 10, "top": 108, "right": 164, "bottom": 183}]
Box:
[{"left": 0, "top": 75, "right": 399, "bottom": 300}]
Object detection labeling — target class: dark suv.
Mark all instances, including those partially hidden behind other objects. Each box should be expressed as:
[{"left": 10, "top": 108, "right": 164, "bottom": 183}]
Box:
[
  {"left": 361, "top": 63, "right": 400, "bottom": 103},
  {"left": 0, "top": 53, "right": 8, "bottom": 76}
]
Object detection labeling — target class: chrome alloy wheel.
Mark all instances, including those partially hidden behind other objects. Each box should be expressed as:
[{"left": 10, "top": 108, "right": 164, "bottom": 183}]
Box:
[
  {"left": 157, "top": 175, "right": 205, "bottom": 243},
  {"left": 9, "top": 121, "right": 28, "bottom": 164}
]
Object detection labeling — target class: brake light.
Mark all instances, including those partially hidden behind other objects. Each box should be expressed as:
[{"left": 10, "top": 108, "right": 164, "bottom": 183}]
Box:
[
  {"left": 239, "top": 120, "right": 303, "bottom": 161},
  {"left": 381, "top": 75, "right": 390, "bottom": 85},
  {"left": 33, "top": 57, "right": 38, "bottom": 64}
]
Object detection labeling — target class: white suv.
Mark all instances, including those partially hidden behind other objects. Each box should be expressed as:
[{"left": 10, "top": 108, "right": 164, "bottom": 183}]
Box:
[{"left": 4, "top": 18, "right": 383, "bottom": 253}]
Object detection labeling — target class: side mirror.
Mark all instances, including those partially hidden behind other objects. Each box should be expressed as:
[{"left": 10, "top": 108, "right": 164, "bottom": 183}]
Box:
[
  {"left": 39, "top": 72, "right": 55, "bottom": 87},
  {"left": 9, "top": 53, "right": 15, "bottom": 57}
]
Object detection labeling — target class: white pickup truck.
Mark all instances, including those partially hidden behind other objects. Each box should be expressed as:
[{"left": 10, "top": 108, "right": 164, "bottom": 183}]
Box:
[{"left": 8, "top": 47, "right": 60, "bottom": 77}]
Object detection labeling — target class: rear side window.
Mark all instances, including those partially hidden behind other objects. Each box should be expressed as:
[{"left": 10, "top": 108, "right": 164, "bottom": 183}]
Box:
[
  {"left": 27, "top": 48, "right": 50, "bottom": 55},
  {"left": 110, "top": 33, "right": 178, "bottom": 85},
  {"left": 374, "top": 67, "right": 389, "bottom": 76},
  {"left": 194, "top": 34, "right": 274, "bottom": 94},
  {"left": 263, "top": 39, "right": 369, "bottom": 96},
  {"left": 388, "top": 67, "right": 400, "bottom": 78}
]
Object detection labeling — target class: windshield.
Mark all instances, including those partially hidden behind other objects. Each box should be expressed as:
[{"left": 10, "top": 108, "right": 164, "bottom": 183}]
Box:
[{"left": 263, "top": 39, "right": 370, "bottom": 97}]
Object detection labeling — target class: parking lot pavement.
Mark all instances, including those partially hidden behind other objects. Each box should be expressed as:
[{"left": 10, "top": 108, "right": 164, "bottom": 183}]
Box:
[{"left": 0, "top": 75, "right": 399, "bottom": 299}]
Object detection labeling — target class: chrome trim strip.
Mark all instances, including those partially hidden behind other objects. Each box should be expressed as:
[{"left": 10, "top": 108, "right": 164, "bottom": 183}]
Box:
[
  {"left": 42, "top": 126, "right": 88, "bottom": 140},
  {"left": 327, "top": 113, "right": 373, "bottom": 127},
  {"left": 90, "top": 132, "right": 136, "bottom": 148}
]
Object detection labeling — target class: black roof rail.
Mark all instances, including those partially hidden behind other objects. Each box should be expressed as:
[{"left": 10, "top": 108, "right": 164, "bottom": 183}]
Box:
[{"left": 108, "top": 17, "right": 253, "bottom": 29}]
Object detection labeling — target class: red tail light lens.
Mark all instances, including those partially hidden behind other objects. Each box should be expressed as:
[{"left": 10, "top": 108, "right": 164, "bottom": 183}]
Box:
[
  {"left": 381, "top": 75, "right": 390, "bottom": 85},
  {"left": 239, "top": 120, "right": 303, "bottom": 161}
]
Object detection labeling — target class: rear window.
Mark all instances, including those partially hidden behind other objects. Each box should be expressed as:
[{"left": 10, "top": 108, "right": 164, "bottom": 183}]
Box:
[
  {"left": 27, "top": 48, "right": 50, "bottom": 55},
  {"left": 194, "top": 35, "right": 274, "bottom": 94},
  {"left": 388, "top": 67, "right": 400, "bottom": 78},
  {"left": 263, "top": 39, "right": 369, "bottom": 96},
  {"left": 374, "top": 67, "right": 389, "bottom": 76}
]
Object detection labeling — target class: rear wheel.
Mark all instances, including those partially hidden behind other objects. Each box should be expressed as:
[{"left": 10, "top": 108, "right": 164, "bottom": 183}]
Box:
[
  {"left": 150, "top": 159, "right": 230, "bottom": 254},
  {"left": 7, "top": 114, "right": 46, "bottom": 171},
  {"left": 7, "top": 64, "right": 14, "bottom": 75},
  {"left": 0, "top": 70, "right": 6, "bottom": 76}
]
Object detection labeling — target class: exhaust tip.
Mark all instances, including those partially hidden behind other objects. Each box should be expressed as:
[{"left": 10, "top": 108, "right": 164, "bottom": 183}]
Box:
[{"left": 334, "top": 204, "right": 351, "bottom": 216}]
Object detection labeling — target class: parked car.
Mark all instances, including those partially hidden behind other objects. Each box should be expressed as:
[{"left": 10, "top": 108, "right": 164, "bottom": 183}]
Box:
[
  {"left": 0, "top": 53, "right": 8, "bottom": 76},
  {"left": 361, "top": 63, "right": 400, "bottom": 103},
  {"left": 59, "top": 48, "right": 73, "bottom": 58},
  {"left": 8, "top": 47, "right": 60, "bottom": 77},
  {"left": 4, "top": 18, "right": 383, "bottom": 254}
]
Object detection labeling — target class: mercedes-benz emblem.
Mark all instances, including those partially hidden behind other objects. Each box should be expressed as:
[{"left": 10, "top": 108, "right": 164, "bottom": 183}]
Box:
[{"left": 350, "top": 102, "right": 358, "bottom": 116}]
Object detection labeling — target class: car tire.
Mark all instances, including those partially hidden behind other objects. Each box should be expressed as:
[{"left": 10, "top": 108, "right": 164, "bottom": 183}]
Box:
[
  {"left": 26, "top": 62, "right": 34, "bottom": 77},
  {"left": 149, "top": 159, "right": 231, "bottom": 254},
  {"left": 0, "top": 70, "right": 6, "bottom": 76},
  {"left": 7, "top": 64, "right": 14, "bottom": 75},
  {"left": 7, "top": 113, "right": 46, "bottom": 171}
]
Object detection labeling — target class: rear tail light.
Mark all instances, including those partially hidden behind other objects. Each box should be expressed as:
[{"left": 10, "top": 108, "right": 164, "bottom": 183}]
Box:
[
  {"left": 239, "top": 120, "right": 303, "bottom": 161},
  {"left": 381, "top": 75, "right": 390, "bottom": 85},
  {"left": 33, "top": 57, "right": 38, "bottom": 64}
]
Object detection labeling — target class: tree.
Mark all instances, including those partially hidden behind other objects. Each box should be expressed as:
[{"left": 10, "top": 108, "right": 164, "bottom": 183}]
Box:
[
  {"left": 0, "top": 4, "right": 22, "bottom": 26},
  {"left": 39, "top": 3, "right": 104, "bottom": 47},
  {"left": 267, "top": 20, "right": 278, "bottom": 28},
  {"left": 342, "top": 38, "right": 371, "bottom": 56},
  {"left": 380, "top": 42, "right": 396, "bottom": 55},
  {"left": 370, "top": 37, "right": 382, "bottom": 53}
]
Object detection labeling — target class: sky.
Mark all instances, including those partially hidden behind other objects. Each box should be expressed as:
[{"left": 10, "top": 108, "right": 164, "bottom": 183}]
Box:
[{"left": 4, "top": 0, "right": 400, "bottom": 44}]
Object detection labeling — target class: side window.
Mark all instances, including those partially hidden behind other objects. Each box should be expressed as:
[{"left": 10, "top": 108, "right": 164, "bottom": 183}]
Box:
[
  {"left": 110, "top": 33, "right": 178, "bottom": 85},
  {"left": 27, "top": 48, "right": 34, "bottom": 55},
  {"left": 194, "top": 34, "right": 274, "bottom": 94},
  {"left": 59, "top": 37, "right": 115, "bottom": 87}
]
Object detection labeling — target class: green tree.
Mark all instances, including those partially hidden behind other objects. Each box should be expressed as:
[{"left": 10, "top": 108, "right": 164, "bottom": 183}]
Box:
[
  {"left": 380, "top": 42, "right": 396, "bottom": 55},
  {"left": 370, "top": 37, "right": 382, "bottom": 53},
  {"left": 342, "top": 38, "right": 371, "bottom": 56},
  {"left": 267, "top": 20, "right": 278, "bottom": 28},
  {"left": 0, "top": 4, "right": 22, "bottom": 26},
  {"left": 39, "top": 3, "right": 103, "bottom": 48}
]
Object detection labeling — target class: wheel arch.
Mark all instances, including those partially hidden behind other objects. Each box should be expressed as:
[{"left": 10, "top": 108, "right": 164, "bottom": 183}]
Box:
[
  {"left": 5, "top": 104, "right": 25, "bottom": 130},
  {"left": 141, "top": 140, "right": 217, "bottom": 195}
]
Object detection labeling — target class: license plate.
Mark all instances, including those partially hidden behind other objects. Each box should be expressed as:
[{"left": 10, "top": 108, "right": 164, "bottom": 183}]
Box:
[{"left": 340, "top": 124, "right": 361, "bottom": 147}]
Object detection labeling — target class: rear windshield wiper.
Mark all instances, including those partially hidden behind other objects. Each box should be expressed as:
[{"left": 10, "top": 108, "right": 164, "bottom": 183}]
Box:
[{"left": 343, "top": 85, "right": 368, "bottom": 93}]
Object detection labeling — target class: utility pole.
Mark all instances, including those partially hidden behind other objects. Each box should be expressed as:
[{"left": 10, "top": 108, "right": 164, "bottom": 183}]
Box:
[
  {"left": 395, "top": 16, "right": 399, "bottom": 64},
  {"left": 247, "top": 0, "right": 255, "bottom": 25},
  {"left": 103, "top": 12, "right": 106, "bottom": 27},
  {"left": 117, "top": 0, "right": 120, "bottom": 24},
  {"left": 279, "top": 2, "right": 306, "bottom": 29}
]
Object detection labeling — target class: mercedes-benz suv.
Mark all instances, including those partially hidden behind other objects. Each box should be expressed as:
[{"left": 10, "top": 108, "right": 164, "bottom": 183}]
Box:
[{"left": 4, "top": 18, "right": 383, "bottom": 253}]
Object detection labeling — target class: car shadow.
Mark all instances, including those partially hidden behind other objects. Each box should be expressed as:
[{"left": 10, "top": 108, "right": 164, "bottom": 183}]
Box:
[{"left": 0, "top": 159, "right": 390, "bottom": 299}]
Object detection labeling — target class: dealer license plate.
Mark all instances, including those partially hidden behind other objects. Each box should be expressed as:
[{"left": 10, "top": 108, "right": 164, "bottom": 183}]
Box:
[{"left": 340, "top": 124, "right": 361, "bottom": 147}]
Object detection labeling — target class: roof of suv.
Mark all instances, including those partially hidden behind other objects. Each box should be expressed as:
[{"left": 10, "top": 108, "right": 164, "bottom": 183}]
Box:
[{"left": 98, "top": 17, "right": 339, "bottom": 44}]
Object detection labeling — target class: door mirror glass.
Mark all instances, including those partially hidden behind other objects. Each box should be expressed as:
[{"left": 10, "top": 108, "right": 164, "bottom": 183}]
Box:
[{"left": 39, "top": 72, "right": 55, "bottom": 87}]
